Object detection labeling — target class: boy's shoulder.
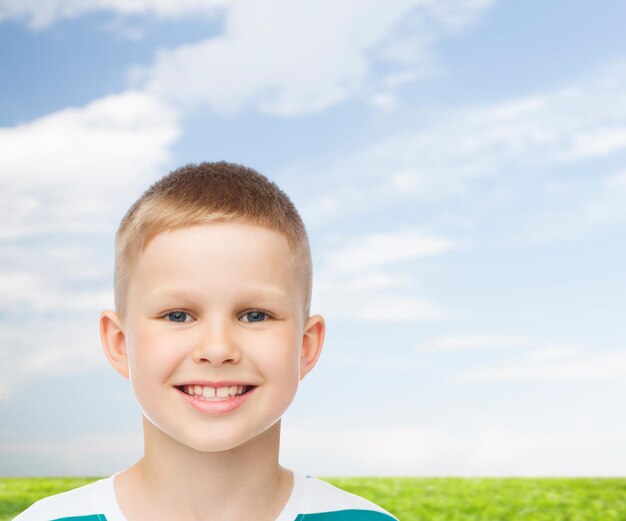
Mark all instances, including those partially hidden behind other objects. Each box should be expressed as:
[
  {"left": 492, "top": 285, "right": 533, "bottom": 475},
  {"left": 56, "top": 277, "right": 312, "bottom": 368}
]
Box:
[
  {"left": 14, "top": 472, "right": 398, "bottom": 521},
  {"left": 283, "top": 472, "right": 398, "bottom": 521},
  {"left": 13, "top": 476, "right": 122, "bottom": 521}
]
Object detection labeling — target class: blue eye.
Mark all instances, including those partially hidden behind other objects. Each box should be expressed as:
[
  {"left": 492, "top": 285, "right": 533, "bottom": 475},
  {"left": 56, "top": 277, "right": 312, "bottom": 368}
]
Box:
[
  {"left": 164, "top": 311, "right": 193, "bottom": 323},
  {"left": 241, "top": 311, "right": 268, "bottom": 323}
]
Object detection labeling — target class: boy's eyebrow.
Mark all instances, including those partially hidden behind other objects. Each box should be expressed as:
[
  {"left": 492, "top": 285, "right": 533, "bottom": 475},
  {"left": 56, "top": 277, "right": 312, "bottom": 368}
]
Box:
[
  {"left": 143, "top": 286, "right": 294, "bottom": 304},
  {"left": 244, "top": 287, "right": 295, "bottom": 302}
]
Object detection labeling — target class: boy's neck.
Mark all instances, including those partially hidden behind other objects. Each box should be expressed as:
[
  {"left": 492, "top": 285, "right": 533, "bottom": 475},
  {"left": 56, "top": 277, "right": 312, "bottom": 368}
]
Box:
[{"left": 115, "top": 417, "right": 293, "bottom": 521}]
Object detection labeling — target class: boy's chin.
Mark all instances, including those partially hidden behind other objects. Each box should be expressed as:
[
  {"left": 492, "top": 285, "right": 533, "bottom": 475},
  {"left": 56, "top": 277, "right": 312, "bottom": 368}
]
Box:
[
  {"left": 141, "top": 406, "right": 285, "bottom": 454},
  {"left": 176, "top": 430, "right": 276, "bottom": 454}
]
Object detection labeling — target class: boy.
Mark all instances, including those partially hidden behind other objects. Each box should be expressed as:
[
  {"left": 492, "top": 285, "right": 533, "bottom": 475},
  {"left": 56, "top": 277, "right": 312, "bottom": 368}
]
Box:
[{"left": 15, "top": 162, "right": 398, "bottom": 521}]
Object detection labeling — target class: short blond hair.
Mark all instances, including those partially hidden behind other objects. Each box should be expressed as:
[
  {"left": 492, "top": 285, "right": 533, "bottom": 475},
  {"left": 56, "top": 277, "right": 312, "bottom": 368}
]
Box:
[{"left": 114, "top": 162, "right": 312, "bottom": 318}]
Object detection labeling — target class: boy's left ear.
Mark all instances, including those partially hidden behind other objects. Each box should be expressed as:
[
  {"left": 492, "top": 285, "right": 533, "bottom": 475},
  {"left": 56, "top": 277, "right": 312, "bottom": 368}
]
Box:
[{"left": 299, "top": 314, "right": 325, "bottom": 380}]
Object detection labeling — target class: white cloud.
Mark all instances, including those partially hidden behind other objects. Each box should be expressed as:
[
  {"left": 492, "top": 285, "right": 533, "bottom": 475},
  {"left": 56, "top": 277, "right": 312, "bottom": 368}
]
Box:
[
  {"left": 311, "top": 228, "right": 455, "bottom": 322},
  {"left": 0, "top": 271, "right": 112, "bottom": 314},
  {"left": 137, "top": 0, "right": 492, "bottom": 115},
  {"left": 582, "top": 169, "right": 626, "bottom": 227},
  {"left": 365, "top": 74, "right": 626, "bottom": 191},
  {"left": 603, "top": 170, "right": 626, "bottom": 188},
  {"left": 423, "top": 334, "right": 623, "bottom": 382},
  {"left": 312, "top": 273, "right": 447, "bottom": 323},
  {"left": 0, "top": 319, "right": 107, "bottom": 396},
  {"left": 0, "top": 0, "right": 493, "bottom": 115},
  {"left": 282, "top": 424, "right": 466, "bottom": 476},
  {"left": 325, "top": 228, "right": 457, "bottom": 273},
  {"left": 513, "top": 165, "right": 626, "bottom": 243},
  {"left": 0, "top": 432, "right": 142, "bottom": 475},
  {"left": 423, "top": 335, "right": 585, "bottom": 360},
  {"left": 457, "top": 348, "right": 626, "bottom": 382},
  {"left": 465, "top": 425, "right": 626, "bottom": 476},
  {"left": 322, "top": 353, "right": 424, "bottom": 371},
  {"left": 524, "top": 346, "right": 581, "bottom": 363},
  {"left": 0, "top": 90, "right": 179, "bottom": 238},
  {"left": 300, "top": 61, "right": 626, "bottom": 227},
  {"left": 562, "top": 127, "right": 626, "bottom": 160},
  {"left": 282, "top": 422, "right": 626, "bottom": 476},
  {"left": 423, "top": 334, "right": 538, "bottom": 351},
  {"left": 360, "top": 296, "right": 446, "bottom": 322},
  {"left": 0, "top": 0, "right": 227, "bottom": 29},
  {"left": 369, "top": 92, "right": 397, "bottom": 111}
]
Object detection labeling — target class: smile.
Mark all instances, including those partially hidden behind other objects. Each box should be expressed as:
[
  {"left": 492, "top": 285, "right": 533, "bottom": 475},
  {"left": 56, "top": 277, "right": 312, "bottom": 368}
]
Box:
[{"left": 177, "top": 384, "right": 255, "bottom": 401}]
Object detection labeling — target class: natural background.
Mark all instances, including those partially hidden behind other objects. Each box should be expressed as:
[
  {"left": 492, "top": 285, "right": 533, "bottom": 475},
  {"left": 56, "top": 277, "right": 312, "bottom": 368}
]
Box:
[{"left": 1, "top": 1, "right": 625, "bottom": 477}]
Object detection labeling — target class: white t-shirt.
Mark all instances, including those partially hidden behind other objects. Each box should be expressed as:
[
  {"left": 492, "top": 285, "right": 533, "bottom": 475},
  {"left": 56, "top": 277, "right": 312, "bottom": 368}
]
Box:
[{"left": 14, "top": 470, "right": 398, "bottom": 520}]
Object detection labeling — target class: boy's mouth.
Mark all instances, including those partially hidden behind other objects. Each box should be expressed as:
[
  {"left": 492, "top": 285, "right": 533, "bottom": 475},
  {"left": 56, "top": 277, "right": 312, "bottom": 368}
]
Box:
[{"left": 176, "top": 384, "right": 256, "bottom": 401}]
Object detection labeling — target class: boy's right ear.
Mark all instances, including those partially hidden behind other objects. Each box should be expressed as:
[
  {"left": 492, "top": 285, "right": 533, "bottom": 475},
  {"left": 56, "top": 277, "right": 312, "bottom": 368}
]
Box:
[{"left": 99, "top": 310, "right": 130, "bottom": 380}]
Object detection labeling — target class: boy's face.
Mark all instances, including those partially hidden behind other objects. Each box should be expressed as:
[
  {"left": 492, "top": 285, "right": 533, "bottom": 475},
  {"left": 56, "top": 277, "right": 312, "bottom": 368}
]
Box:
[{"left": 104, "top": 223, "right": 323, "bottom": 452}]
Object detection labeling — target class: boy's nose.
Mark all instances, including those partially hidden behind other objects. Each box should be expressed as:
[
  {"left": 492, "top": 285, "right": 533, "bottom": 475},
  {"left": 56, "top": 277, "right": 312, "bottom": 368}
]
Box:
[{"left": 192, "top": 322, "right": 241, "bottom": 366}]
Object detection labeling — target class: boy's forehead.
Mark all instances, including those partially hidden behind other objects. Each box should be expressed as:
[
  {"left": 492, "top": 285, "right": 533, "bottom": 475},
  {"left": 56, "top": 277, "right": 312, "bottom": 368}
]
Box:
[
  {"left": 143, "top": 224, "right": 292, "bottom": 266},
  {"left": 128, "top": 223, "right": 304, "bottom": 301}
]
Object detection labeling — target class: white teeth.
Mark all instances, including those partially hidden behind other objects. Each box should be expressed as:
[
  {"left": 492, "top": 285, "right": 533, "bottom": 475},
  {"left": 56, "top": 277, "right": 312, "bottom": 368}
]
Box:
[{"left": 182, "top": 384, "right": 249, "bottom": 401}]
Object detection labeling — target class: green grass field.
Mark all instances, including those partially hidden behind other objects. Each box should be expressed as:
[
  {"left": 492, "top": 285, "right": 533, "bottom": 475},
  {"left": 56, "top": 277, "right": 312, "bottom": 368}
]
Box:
[{"left": 2, "top": 477, "right": 625, "bottom": 520}]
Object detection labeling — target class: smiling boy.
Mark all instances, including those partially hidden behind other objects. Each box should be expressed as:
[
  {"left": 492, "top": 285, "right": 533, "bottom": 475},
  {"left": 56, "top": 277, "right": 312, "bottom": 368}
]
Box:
[{"left": 15, "top": 162, "right": 397, "bottom": 521}]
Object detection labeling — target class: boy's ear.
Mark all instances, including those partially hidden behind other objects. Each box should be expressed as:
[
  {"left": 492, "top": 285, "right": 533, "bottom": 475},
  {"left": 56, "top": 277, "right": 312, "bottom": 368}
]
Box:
[
  {"left": 299, "top": 314, "right": 325, "bottom": 380},
  {"left": 99, "top": 310, "right": 130, "bottom": 380}
]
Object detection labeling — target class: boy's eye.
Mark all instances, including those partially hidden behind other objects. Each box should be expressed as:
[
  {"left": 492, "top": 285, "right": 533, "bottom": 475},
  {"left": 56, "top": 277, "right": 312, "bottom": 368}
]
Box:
[
  {"left": 164, "top": 311, "right": 193, "bottom": 323},
  {"left": 240, "top": 311, "right": 268, "bottom": 323}
]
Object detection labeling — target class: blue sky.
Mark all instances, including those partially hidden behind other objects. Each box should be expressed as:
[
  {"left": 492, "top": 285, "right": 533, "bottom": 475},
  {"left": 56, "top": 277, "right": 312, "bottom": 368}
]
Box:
[{"left": 1, "top": 0, "right": 625, "bottom": 477}]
